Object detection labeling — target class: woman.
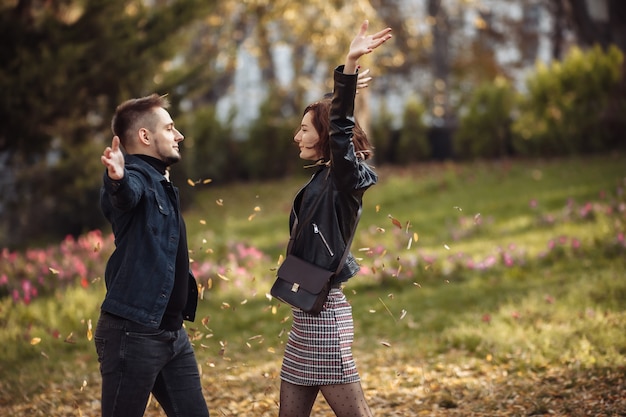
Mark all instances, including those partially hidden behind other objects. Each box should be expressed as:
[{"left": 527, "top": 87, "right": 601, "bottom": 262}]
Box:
[{"left": 278, "top": 21, "right": 392, "bottom": 417}]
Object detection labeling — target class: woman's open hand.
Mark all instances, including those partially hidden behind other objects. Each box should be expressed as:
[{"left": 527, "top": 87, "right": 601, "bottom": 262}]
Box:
[{"left": 345, "top": 20, "right": 392, "bottom": 73}]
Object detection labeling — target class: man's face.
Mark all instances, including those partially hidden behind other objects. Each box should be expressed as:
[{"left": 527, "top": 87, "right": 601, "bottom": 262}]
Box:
[{"left": 148, "top": 107, "right": 184, "bottom": 165}]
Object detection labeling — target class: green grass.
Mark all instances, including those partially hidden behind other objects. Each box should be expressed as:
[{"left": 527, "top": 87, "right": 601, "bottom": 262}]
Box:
[{"left": 1, "top": 154, "right": 625, "bottom": 409}]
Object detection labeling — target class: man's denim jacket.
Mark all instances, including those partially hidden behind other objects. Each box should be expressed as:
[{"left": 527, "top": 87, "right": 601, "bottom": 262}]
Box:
[{"left": 100, "top": 155, "right": 198, "bottom": 328}]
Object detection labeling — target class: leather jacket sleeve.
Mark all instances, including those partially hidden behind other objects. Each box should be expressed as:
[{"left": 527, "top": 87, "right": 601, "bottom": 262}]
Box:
[{"left": 329, "top": 65, "right": 377, "bottom": 192}]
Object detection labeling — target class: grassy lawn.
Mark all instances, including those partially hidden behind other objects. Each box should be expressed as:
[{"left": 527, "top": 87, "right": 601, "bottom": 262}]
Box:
[{"left": 1, "top": 154, "right": 625, "bottom": 416}]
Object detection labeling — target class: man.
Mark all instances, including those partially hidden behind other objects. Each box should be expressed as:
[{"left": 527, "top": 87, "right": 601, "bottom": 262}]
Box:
[{"left": 96, "top": 94, "right": 209, "bottom": 417}]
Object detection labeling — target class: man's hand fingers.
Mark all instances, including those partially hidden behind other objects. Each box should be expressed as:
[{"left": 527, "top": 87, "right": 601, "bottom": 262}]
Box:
[{"left": 111, "top": 136, "right": 120, "bottom": 152}]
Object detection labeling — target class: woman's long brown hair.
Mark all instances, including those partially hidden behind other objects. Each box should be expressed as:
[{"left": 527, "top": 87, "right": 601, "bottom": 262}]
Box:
[{"left": 301, "top": 97, "right": 374, "bottom": 161}]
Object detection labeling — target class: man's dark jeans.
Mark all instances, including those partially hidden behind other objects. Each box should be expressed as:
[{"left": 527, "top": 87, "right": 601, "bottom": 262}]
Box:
[{"left": 94, "top": 312, "right": 209, "bottom": 417}]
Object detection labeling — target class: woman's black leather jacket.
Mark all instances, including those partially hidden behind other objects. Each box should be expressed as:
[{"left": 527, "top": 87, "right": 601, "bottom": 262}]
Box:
[{"left": 287, "top": 66, "right": 378, "bottom": 285}]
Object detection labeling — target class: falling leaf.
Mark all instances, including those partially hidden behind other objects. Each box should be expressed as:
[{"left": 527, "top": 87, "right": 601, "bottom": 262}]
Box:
[
  {"left": 203, "top": 179, "right": 212, "bottom": 184},
  {"left": 49, "top": 267, "right": 60, "bottom": 275},
  {"left": 254, "top": 206, "right": 261, "bottom": 212},
  {"left": 198, "top": 284, "right": 205, "bottom": 300},
  {"left": 444, "top": 244, "right": 450, "bottom": 250},
  {"left": 217, "top": 273, "right": 229, "bottom": 281},
  {"left": 407, "top": 237, "right": 413, "bottom": 250},
  {"left": 30, "top": 337, "right": 42, "bottom": 345},
  {"left": 400, "top": 310, "right": 407, "bottom": 320},
  {"left": 413, "top": 282, "right": 421, "bottom": 288},
  {"left": 64, "top": 332, "right": 76, "bottom": 344},
  {"left": 248, "top": 213, "right": 256, "bottom": 221},
  {"left": 414, "top": 232, "right": 419, "bottom": 242},
  {"left": 474, "top": 213, "right": 481, "bottom": 223},
  {"left": 454, "top": 206, "right": 463, "bottom": 211},
  {"left": 87, "top": 319, "right": 92, "bottom": 341},
  {"left": 394, "top": 264, "right": 402, "bottom": 277},
  {"left": 216, "top": 199, "right": 224, "bottom": 206},
  {"left": 187, "top": 179, "right": 196, "bottom": 187},
  {"left": 376, "top": 227, "right": 386, "bottom": 233},
  {"left": 405, "top": 221, "right": 411, "bottom": 234},
  {"left": 380, "top": 341, "right": 392, "bottom": 347},
  {"left": 379, "top": 297, "right": 397, "bottom": 323},
  {"left": 388, "top": 214, "right": 402, "bottom": 229},
  {"left": 375, "top": 204, "right": 380, "bottom": 212},
  {"left": 199, "top": 220, "right": 206, "bottom": 225},
  {"left": 358, "top": 247, "right": 370, "bottom": 252}
]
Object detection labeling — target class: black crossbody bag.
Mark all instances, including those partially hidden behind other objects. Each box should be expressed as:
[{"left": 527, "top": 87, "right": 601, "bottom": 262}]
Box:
[{"left": 271, "top": 185, "right": 361, "bottom": 315}]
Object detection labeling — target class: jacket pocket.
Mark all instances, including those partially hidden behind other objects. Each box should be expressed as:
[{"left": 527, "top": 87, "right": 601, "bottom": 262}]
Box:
[
  {"left": 312, "top": 223, "right": 334, "bottom": 257},
  {"left": 154, "top": 193, "right": 170, "bottom": 215}
]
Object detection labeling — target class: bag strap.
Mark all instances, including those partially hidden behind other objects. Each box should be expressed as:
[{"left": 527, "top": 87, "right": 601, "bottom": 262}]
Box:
[{"left": 287, "top": 200, "right": 361, "bottom": 277}]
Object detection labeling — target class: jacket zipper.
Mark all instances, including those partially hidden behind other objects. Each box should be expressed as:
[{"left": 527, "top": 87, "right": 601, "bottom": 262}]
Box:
[{"left": 312, "top": 223, "right": 334, "bottom": 256}]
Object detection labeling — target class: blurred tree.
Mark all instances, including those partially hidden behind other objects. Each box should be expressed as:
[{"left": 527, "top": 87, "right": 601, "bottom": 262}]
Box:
[
  {"left": 562, "top": 0, "right": 626, "bottom": 146},
  {"left": 397, "top": 96, "right": 429, "bottom": 163},
  {"left": 455, "top": 77, "right": 516, "bottom": 159},
  {"left": 0, "top": 0, "right": 215, "bottom": 248},
  {"left": 512, "top": 45, "right": 623, "bottom": 155}
]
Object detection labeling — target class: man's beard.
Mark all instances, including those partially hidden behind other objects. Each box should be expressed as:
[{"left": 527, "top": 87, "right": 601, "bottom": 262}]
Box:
[
  {"left": 163, "top": 154, "right": 180, "bottom": 166},
  {"left": 154, "top": 138, "right": 181, "bottom": 166}
]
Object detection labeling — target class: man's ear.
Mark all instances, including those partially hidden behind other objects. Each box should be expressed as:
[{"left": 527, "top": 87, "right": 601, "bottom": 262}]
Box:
[{"left": 138, "top": 128, "right": 151, "bottom": 146}]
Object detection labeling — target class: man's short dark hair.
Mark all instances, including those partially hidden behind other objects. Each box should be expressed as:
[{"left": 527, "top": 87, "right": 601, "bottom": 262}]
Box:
[{"left": 111, "top": 94, "right": 170, "bottom": 148}]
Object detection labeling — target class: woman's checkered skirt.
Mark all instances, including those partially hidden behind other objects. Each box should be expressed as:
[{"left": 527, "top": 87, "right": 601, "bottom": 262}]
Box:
[{"left": 280, "top": 287, "right": 360, "bottom": 386}]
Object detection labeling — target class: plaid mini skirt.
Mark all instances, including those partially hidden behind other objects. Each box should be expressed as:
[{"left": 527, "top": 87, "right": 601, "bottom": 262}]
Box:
[{"left": 280, "top": 287, "right": 360, "bottom": 386}]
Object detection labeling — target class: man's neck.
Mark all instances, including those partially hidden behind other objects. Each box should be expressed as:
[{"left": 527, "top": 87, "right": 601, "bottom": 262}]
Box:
[{"left": 134, "top": 154, "right": 168, "bottom": 175}]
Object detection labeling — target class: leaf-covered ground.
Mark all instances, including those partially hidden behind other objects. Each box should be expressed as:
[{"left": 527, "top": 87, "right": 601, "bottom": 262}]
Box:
[{"left": 2, "top": 349, "right": 624, "bottom": 416}]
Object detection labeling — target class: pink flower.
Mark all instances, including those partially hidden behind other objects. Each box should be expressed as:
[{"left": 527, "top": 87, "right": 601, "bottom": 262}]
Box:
[{"left": 503, "top": 253, "right": 514, "bottom": 267}]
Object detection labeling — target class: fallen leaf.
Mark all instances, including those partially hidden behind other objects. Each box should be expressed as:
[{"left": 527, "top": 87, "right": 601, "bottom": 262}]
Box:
[{"left": 388, "top": 214, "right": 402, "bottom": 229}]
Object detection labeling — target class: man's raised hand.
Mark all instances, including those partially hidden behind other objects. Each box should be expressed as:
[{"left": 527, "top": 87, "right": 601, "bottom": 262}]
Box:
[{"left": 101, "top": 136, "right": 125, "bottom": 180}]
